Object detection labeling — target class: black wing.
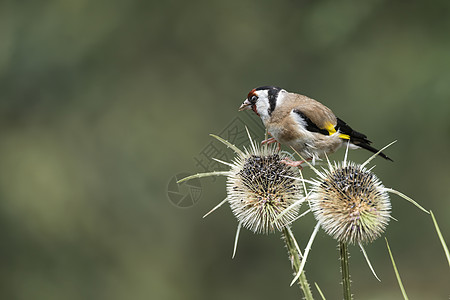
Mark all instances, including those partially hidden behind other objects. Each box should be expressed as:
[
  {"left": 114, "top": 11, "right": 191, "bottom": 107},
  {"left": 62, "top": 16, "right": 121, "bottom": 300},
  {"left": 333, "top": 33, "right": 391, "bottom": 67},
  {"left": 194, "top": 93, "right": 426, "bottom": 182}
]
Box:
[
  {"left": 293, "top": 109, "right": 329, "bottom": 135},
  {"left": 335, "top": 118, "right": 393, "bottom": 161}
]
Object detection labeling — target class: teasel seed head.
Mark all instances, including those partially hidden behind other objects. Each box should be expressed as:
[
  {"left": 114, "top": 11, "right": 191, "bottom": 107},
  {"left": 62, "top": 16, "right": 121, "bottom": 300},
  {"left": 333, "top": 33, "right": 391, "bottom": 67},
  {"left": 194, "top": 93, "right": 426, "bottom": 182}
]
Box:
[
  {"left": 310, "top": 161, "right": 391, "bottom": 245},
  {"left": 227, "top": 146, "right": 304, "bottom": 234}
]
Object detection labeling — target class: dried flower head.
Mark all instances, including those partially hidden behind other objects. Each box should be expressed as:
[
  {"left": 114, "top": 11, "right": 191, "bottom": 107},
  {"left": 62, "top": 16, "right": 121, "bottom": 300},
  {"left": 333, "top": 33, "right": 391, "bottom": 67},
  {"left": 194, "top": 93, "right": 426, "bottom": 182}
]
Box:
[
  {"left": 178, "top": 130, "right": 304, "bottom": 235},
  {"left": 227, "top": 149, "right": 303, "bottom": 234},
  {"left": 310, "top": 161, "right": 391, "bottom": 245}
]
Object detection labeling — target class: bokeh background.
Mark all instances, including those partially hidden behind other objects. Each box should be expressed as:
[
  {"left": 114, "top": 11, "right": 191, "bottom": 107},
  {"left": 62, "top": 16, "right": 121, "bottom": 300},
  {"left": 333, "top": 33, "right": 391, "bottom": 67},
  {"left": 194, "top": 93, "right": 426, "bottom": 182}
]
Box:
[{"left": 1, "top": 0, "right": 449, "bottom": 299}]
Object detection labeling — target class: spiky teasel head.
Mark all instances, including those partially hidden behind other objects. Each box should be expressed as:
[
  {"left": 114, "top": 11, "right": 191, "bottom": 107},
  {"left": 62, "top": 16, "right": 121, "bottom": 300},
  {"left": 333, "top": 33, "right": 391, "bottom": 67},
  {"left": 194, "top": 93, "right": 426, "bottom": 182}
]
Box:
[
  {"left": 310, "top": 161, "right": 391, "bottom": 245},
  {"left": 288, "top": 142, "right": 429, "bottom": 285},
  {"left": 227, "top": 147, "right": 303, "bottom": 234},
  {"left": 177, "top": 130, "right": 304, "bottom": 235}
]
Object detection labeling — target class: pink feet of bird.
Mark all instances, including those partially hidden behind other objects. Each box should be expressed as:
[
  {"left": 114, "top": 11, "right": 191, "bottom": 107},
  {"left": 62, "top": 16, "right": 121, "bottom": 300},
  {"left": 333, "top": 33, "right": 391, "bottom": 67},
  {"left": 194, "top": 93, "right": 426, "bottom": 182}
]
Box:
[
  {"left": 280, "top": 157, "right": 307, "bottom": 168},
  {"left": 261, "top": 136, "right": 306, "bottom": 168},
  {"left": 261, "top": 137, "right": 281, "bottom": 151}
]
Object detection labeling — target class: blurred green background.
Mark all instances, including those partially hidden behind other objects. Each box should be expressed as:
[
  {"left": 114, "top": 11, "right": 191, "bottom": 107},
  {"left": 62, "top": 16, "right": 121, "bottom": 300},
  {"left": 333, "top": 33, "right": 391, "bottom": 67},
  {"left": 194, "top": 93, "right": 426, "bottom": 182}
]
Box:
[{"left": 1, "top": 0, "right": 449, "bottom": 299}]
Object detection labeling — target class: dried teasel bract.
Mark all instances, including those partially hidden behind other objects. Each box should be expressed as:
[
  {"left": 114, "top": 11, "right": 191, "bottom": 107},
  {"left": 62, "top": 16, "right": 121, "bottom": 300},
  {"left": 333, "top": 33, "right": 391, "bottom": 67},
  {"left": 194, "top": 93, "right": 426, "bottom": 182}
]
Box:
[{"left": 310, "top": 161, "right": 391, "bottom": 245}]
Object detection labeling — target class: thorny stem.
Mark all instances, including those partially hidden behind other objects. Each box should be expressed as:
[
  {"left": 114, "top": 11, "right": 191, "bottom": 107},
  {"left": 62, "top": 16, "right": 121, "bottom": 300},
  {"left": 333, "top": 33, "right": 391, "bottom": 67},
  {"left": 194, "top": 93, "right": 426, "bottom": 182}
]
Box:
[
  {"left": 339, "top": 242, "right": 352, "bottom": 300},
  {"left": 282, "top": 228, "right": 314, "bottom": 300}
]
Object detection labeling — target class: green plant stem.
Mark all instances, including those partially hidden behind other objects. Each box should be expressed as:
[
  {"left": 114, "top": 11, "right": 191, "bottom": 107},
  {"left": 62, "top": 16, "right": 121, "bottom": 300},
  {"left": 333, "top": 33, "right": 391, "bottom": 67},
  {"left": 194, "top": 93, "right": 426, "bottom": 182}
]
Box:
[
  {"left": 339, "top": 242, "right": 352, "bottom": 300},
  {"left": 385, "top": 238, "right": 409, "bottom": 300},
  {"left": 314, "top": 282, "right": 326, "bottom": 300},
  {"left": 283, "top": 228, "right": 314, "bottom": 300},
  {"left": 430, "top": 211, "right": 450, "bottom": 268}
]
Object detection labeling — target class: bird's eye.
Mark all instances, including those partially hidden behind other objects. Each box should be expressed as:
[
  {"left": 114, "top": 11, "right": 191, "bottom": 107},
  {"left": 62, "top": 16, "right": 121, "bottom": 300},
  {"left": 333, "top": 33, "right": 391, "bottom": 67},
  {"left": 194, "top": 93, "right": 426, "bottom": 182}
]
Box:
[{"left": 250, "top": 95, "right": 258, "bottom": 103}]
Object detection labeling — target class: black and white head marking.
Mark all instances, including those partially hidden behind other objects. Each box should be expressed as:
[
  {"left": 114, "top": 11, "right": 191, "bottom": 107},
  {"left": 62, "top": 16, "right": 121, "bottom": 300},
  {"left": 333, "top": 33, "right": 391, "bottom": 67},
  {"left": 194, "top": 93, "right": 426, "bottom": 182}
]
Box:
[
  {"left": 255, "top": 86, "right": 281, "bottom": 116},
  {"left": 246, "top": 86, "right": 283, "bottom": 123}
]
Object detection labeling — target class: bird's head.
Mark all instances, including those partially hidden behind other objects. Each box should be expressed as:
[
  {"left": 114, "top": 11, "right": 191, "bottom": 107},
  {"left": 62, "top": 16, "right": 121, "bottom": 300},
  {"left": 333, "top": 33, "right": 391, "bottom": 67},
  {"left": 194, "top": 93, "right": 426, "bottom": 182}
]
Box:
[{"left": 239, "top": 86, "right": 283, "bottom": 122}]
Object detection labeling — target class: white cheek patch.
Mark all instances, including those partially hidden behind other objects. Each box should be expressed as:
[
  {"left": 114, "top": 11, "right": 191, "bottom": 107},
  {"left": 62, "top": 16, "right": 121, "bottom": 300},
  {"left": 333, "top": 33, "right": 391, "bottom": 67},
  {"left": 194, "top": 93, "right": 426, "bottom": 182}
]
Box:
[
  {"left": 255, "top": 91, "right": 270, "bottom": 123},
  {"left": 256, "top": 101, "right": 269, "bottom": 117}
]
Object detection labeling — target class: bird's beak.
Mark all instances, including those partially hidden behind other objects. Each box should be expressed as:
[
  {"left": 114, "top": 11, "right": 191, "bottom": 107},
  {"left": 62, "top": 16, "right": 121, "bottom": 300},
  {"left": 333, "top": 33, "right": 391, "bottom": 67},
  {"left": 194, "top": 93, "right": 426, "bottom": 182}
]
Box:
[{"left": 238, "top": 99, "right": 252, "bottom": 111}]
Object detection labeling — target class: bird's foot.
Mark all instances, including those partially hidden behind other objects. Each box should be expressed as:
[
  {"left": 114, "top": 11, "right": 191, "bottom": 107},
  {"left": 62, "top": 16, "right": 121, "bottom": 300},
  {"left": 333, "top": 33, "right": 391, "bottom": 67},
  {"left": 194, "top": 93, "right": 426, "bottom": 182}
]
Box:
[
  {"left": 261, "top": 137, "right": 281, "bottom": 151},
  {"left": 261, "top": 137, "right": 277, "bottom": 145},
  {"left": 281, "top": 158, "right": 305, "bottom": 169}
]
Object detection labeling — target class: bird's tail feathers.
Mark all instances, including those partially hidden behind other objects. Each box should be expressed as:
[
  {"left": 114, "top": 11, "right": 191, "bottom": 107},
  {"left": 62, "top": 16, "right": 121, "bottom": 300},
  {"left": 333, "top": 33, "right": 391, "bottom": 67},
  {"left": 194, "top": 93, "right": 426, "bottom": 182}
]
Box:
[{"left": 351, "top": 140, "right": 393, "bottom": 162}]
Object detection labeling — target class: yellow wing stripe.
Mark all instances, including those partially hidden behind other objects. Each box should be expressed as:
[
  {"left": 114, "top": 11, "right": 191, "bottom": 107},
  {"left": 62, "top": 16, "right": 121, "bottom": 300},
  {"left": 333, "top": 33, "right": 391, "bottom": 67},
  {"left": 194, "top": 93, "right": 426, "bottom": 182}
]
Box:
[{"left": 325, "top": 123, "right": 350, "bottom": 140}]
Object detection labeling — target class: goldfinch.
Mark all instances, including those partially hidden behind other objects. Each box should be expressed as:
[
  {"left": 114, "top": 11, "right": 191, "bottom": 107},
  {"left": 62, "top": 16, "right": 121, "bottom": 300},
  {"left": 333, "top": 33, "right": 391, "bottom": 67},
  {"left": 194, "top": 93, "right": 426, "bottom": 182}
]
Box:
[{"left": 239, "top": 86, "right": 392, "bottom": 166}]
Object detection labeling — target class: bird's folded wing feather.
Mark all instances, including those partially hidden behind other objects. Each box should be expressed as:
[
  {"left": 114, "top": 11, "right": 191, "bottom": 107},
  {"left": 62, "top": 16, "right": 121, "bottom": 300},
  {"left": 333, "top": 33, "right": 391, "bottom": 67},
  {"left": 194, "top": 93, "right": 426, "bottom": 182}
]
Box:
[{"left": 293, "top": 109, "right": 331, "bottom": 135}]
